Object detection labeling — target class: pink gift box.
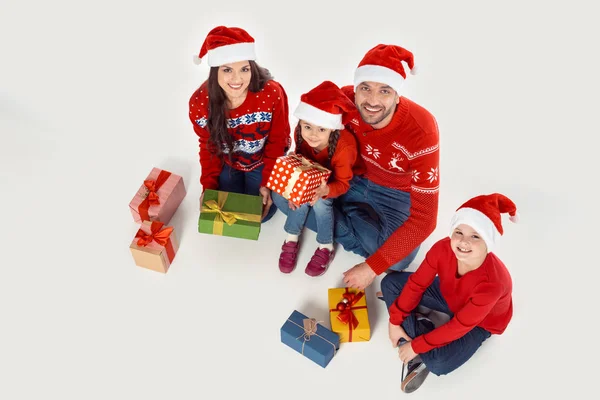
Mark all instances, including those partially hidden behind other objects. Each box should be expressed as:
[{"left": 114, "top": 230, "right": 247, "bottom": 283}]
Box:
[{"left": 129, "top": 167, "right": 186, "bottom": 224}]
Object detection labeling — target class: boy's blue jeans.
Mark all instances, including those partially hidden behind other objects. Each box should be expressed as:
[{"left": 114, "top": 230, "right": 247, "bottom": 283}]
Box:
[{"left": 381, "top": 271, "right": 492, "bottom": 375}]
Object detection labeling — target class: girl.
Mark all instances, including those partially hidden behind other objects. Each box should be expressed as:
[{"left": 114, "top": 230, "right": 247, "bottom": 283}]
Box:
[
  {"left": 271, "top": 81, "right": 358, "bottom": 276},
  {"left": 380, "top": 193, "right": 518, "bottom": 393},
  {"left": 189, "top": 26, "right": 291, "bottom": 221}
]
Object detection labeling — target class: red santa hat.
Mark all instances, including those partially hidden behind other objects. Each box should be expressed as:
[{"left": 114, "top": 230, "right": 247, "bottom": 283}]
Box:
[
  {"left": 449, "top": 193, "right": 519, "bottom": 253},
  {"left": 354, "top": 44, "right": 418, "bottom": 95},
  {"left": 193, "top": 26, "right": 256, "bottom": 67},
  {"left": 294, "top": 81, "right": 356, "bottom": 130}
]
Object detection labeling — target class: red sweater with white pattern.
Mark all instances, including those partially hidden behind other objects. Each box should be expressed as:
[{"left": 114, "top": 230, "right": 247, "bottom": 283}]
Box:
[
  {"left": 342, "top": 86, "right": 440, "bottom": 274},
  {"left": 297, "top": 129, "right": 358, "bottom": 199},
  {"left": 389, "top": 238, "right": 513, "bottom": 354},
  {"left": 189, "top": 80, "right": 291, "bottom": 190}
]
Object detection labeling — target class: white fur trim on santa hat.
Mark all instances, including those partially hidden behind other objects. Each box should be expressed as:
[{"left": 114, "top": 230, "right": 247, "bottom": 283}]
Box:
[
  {"left": 354, "top": 64, "right": 406, "bottom": 95},
  {"left": 449, "top": 207, "right": 500, "bottom": 253},
  {"left": 204, "top": 42, "right": 256, "bottom": 67},
  {"left": 294, "top": 101, "right": 344, "bottom": 130}
]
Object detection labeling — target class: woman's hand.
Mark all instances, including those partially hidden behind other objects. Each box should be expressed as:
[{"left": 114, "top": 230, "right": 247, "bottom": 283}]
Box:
[{"left": 259, "top": 186, "right": 273, "bottom": 220}]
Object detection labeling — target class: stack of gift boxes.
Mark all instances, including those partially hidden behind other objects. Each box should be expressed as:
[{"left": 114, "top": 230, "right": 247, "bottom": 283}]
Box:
[
  {"left": 128, "top": 158, "right": 371, "bottom": 367},
  {"left": 128, "top": 167, "right": 186, "bottom": 273}
]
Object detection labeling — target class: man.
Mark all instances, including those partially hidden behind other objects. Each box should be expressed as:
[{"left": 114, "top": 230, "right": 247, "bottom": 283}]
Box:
[
  {"left": 337, "top": 44, "right": 440, "bottom": 290},
  {"left": 272, "top": 44, "right": 439, "bottom": 289}
]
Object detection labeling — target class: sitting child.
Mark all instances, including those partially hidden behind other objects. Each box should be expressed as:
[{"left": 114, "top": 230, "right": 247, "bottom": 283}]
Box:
[
  {"left": 271, "top": 81, "right": 358, "bottom": 276},
  {"left": 380, "top": 193, "right": 518, "bottom": 393}
]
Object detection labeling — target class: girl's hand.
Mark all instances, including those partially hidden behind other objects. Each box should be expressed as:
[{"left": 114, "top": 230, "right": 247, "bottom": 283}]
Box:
[
  {"left": 288, "top": 199, "right": 300, "bottom": 211},
  {"left": 310, "top": 179, "right": 329, "bottom": 206},
  {"left": 259, "top": 186, "right": 272, "bottom": 220}
]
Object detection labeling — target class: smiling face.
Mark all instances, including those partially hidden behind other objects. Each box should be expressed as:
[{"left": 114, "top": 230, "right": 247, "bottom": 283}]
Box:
[
  {"left": 299, "top": 120, "right": 333, "bottom": 152},
  {"left": 450, "top": 224, "right": 488, "bottom": 267},
  {"left": 354, "top": 81, "right": 399, "bottom": 128},
  {"left": 217, "top": 60, "right": 252, "bottom": 106}
]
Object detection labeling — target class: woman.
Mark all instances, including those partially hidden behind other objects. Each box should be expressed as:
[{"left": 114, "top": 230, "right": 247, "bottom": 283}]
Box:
[{"left": 189, "top": 26, "right": 290, "bottom": 221}]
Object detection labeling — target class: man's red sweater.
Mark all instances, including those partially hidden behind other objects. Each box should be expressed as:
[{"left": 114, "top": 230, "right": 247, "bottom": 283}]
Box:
[
  {"left": 342, "top": 86, "right": 440, "bottom": 274},
  {"left": 389, "top": 238, "right": 513, "bottom": 354}
]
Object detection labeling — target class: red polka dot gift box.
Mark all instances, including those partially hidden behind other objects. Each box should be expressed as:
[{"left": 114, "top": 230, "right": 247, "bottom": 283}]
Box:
[{"left": 266, "top": 154, "right": 331, "bottom": 206}]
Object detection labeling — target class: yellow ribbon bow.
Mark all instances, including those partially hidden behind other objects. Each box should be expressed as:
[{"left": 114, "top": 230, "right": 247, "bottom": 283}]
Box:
[{"left": 201, "top": 191, "right": 261, "bottom": 235}]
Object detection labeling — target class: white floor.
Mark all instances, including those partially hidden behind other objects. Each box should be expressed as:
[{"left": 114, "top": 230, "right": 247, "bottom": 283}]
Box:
[{"left": 1, "top": 1, "right": 596, "bottom": 399}]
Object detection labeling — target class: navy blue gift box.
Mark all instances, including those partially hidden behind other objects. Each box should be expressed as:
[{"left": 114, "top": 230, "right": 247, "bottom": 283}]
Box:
[{"left": 280, "top": 310, "right": 340, "bottom": 368}]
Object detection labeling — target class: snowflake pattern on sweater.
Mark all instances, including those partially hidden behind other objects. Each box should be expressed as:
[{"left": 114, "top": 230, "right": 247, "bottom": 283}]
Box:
[{"left": 189, "top": 80, "right": 290, "bottom": 190}]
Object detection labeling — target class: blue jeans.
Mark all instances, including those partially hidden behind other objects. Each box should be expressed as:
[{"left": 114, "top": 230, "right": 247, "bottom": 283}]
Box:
[
  {"left": 272, "top": 175, "right": 419, "bottom": 271},
  {"left": 218, "top": 164, "right": 277, "bottom": 222},
  {"left": 271, "top": 192, "right": 334, "bottom": 244},
  {"left": 381, "top": 271, "right": 492, "bottom": 376}
]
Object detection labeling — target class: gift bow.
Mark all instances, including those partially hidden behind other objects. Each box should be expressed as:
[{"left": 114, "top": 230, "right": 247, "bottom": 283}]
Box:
[
  {"left": 143, "top": 180, "right": 162, "bottom": 205},
  {"left": 135, "top": 221, "right": 174, "bottom": 247},
  {"left": 336, "top": 291, "right": 365, "bottom": 330},
  {"left": 281, "top": 155, "right": 330, "bottom": 200},
  {"left": 288, "top": 154, "right": 330, "bottom": 174},
  {"left": 137, "top": 170, "right": 172, "bottom": 221},
  {"left": 286, "top": 317, "right": 337, "bottom": 356},
  {"left": 298, "top": 318, "right": 319, "bottom": 341},
  {"left": 201, "top": 191, "right": 261, "bottom": 235}
]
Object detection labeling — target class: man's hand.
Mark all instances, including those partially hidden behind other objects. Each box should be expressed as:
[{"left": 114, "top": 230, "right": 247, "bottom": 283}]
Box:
[
  {"left": 310, "top": 179, "right": 329, "bottom": 206},
  {"left": 342, "top": 262, "right": 377, "bottom": 290},
  {"left": 388, "top": 322, "right": 411, "bottom": 348},
  {"left": 259, "top": 186, "right": 273, "bottom": 220}
]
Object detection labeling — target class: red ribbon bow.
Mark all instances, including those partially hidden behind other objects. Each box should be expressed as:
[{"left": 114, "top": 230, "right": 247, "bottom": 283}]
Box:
[
  {"left": 135, "top": 221, "right": 176, "bottom": 263},
  {"left": 137, "top": 170, "right": 171, "bottom": 221},
  {"left": 330, "top": 288, "right": 367, "bottom": 342}
]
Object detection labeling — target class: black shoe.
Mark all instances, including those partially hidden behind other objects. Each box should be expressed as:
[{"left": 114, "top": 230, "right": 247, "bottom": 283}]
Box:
[{"left": 401, "top": 358, "right": 430, "bottom": 393}]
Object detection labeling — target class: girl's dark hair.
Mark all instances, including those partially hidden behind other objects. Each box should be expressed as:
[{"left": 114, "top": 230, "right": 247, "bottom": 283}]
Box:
[
  {"left": 294, "top": 122, "right": 341, "bottom": 163},
  {"left": 206, "top": 60, "right": 273, "bottom": 157}
]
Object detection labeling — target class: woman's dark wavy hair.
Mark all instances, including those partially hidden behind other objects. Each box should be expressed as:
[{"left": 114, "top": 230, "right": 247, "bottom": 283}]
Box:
[{"left": 205, "top": 61, "right": 273, "bottom": 158}]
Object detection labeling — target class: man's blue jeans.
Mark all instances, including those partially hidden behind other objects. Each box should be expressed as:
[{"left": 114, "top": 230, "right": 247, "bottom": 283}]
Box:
[
  {"left": 272, "top": 175, "right": 419, "bottom": 270},
  {"left": 381, "top": 271, "right": 492, "bottom": 375},
  {"left": 218, "top": 164, "right": 277, "bottom": 222},
  {"left": 271, "top": 192, "right": 334, "bottom": 244}
]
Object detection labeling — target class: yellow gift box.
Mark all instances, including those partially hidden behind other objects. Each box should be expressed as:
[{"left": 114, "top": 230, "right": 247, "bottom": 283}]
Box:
[{"left": 328, "top": 288, "right": 371, "bottom": 343}]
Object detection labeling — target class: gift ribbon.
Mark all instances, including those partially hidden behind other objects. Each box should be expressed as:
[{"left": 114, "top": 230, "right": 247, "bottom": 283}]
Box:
[
  {"left": 135, "top": 221, "right": 176, "bottom": 263},
  {"left": 137, "top": 170, "right": 172, "bottom": 221},
  {"left": 286, "top": 317, "right": 337, "bottom": 357},
  {"left": 329, "top": 288, "right": 367, "bottom": 342},
  {"left": 281, "top": 154, "right": 330, "bottom": 199},
  {"left": 201, "top": 191, "right": 261, "bottom": 235}
]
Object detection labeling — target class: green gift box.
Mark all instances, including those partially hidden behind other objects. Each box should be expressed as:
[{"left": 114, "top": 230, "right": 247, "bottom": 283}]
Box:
[{"left": 198, "top": 189, "right": 262, "bottom": 240}]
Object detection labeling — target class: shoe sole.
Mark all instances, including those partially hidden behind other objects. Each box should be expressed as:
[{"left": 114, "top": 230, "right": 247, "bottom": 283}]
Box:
[{"left": 401, "top": 364, "right": 430, "bottom": 393}]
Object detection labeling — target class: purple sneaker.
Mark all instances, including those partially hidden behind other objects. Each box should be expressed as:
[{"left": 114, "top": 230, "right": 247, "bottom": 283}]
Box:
[
  {"left": 279, "top": 241, "right": 300, "bottom": 273},
  {"left": 305, "top": 247, "right": 334, "bottom": 277}
]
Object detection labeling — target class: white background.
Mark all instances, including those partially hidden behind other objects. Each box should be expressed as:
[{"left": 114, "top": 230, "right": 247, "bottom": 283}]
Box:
[{"left": 1, "top": 0, "right": 597, "bottom": 398}]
